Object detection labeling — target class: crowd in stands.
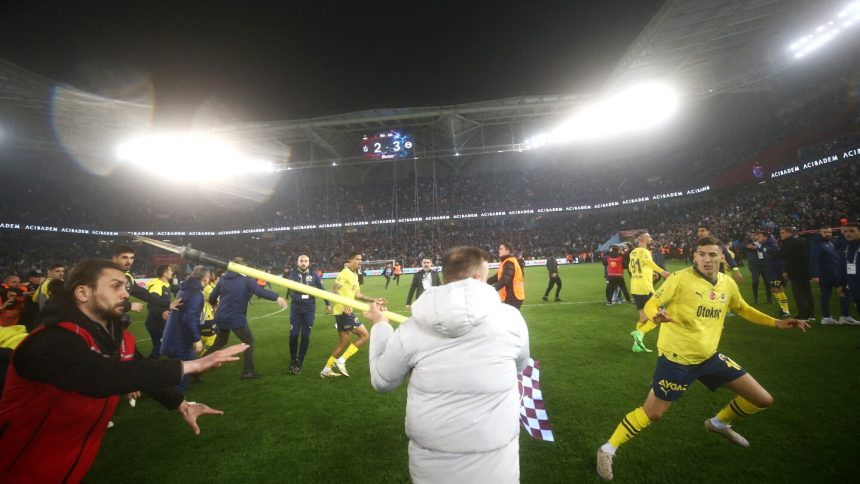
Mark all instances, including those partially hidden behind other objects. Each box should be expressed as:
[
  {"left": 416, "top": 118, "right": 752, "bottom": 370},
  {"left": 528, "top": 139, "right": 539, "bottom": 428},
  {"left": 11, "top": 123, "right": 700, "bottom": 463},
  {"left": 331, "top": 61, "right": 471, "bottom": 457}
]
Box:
[
  {"left": 3, "top": 84, "right": 858, "bottom": 236},
  {"left": 2, "top": 157, "right": 856, "bottom": 278}
]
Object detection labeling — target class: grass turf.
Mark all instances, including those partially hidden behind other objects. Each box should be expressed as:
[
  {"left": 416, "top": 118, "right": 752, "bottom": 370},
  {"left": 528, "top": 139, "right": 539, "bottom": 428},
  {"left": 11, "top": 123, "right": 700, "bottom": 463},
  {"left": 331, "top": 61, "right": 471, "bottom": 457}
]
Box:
[{"left": 90, "top": 262, "right": 860, "bottom": 483}]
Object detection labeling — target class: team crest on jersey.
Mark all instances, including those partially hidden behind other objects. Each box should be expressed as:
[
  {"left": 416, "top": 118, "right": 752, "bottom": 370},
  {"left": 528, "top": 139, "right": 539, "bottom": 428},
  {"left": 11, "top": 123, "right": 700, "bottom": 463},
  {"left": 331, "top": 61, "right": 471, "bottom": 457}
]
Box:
[{"left": 707, "top": 291, "right": 726, "bottom": 302}]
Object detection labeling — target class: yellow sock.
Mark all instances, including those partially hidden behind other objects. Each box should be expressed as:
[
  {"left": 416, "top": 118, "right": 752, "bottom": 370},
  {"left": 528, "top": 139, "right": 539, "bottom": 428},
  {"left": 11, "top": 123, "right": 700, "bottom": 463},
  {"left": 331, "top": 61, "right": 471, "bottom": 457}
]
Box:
[
  {"left": 342, "top": 343, "right": 359, "bottom": 361},
  {"left": 608, "top": 407, "right": 651, "bottom": 449},
  {"left": 774, "top": 292, "right": 789, "bottom": 313},
  {"left": 715, "top": 395, "right": 764, "bottom": 425},
  {"left": 325, "top": 356, "right": 336, "bottom": 369},
  {"left": 639, "top": 320, "right": 657, "bottom": 335}
]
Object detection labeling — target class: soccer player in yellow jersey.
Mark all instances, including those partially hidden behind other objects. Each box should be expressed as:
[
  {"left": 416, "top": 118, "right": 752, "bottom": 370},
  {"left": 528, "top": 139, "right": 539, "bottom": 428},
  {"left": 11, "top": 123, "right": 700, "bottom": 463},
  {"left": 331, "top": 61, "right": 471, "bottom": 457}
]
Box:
[
  {"left": 698, "top": 224, "right": 744, "bottom": 283},
  {"left": 596, "top": 237, "right": 809, "bottom": 480},
  {"left": 628, "top": 232, "right": 670, "bottom": 352},
  {"left": 320, "top": 252, "right": 386, "bottom": 378}
]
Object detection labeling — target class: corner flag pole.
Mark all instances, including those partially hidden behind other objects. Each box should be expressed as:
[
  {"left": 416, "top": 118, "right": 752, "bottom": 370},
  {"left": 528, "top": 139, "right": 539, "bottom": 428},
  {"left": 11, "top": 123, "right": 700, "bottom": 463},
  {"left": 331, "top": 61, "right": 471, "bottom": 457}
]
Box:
[{"left": 123, "top": 233, "right": 408, "bottom": 324}]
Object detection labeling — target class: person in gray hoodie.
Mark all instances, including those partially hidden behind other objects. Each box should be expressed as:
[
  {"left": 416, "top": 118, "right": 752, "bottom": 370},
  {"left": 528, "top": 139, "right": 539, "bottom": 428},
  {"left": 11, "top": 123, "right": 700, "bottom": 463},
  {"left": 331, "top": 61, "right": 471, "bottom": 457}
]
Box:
[{"left": 366, "top": 246, "right": 530, "bottom": 484}]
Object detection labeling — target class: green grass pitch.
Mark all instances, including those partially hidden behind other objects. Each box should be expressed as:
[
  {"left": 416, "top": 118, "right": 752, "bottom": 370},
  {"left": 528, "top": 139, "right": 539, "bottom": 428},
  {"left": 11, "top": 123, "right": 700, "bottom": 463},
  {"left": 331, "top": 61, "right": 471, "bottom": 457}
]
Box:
[{"left": 90, "top": 262, "right": 860, "bottom": 482}]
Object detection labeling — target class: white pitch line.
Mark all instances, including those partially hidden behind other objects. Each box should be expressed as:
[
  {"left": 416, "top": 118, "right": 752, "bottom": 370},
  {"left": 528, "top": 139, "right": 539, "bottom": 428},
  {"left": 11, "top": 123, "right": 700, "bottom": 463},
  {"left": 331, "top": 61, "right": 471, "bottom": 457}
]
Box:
[
  {"left": 522, "top": 300, "right": 615, "bottom": 308},
  {"left": 249, "top": 305, "right": 289, "bottom": 320},
  {"left": 135, "top": 301, "right": 286, "bottom": 342}
]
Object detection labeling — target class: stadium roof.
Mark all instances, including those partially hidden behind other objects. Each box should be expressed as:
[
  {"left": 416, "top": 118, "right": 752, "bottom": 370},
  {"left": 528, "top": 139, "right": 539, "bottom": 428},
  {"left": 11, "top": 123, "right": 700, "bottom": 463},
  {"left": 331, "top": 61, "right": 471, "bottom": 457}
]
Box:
[
  {"left": 1, "top": 0, "right": 853, "bottom": 175},
  {"left": 604, "top": 0, "right": 840, "bottom": 96}
]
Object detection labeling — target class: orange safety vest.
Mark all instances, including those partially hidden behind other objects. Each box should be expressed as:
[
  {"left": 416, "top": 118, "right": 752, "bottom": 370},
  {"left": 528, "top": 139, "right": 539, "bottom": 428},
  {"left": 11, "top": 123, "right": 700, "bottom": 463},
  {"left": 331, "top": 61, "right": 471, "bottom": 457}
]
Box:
[{"left": 497, "top": 257, "right": 525, "bottom": 302}]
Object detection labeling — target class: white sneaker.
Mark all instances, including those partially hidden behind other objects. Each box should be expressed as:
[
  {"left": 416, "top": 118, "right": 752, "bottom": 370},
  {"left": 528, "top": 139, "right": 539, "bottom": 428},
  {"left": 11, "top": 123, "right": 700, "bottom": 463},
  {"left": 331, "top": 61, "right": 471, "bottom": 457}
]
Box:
[
  {"left": 107, "top": 421, "right": 115, "bottom": 429},
  {"left": 705, "top": 419, "right": 749, "bottom": 448},
  {"left": 839, "top": 316, "right": 860, "bottom": 325},
  {"left": 320, "top": 368, "right": 341, "bottom": 378},
  {"left": 821, "top": 317, "right": 841, "bottom": 325},
  {"left": 334, "top": 360, "right": 350, "bottom": 377},
  {"left": 596, "top": 447, "right": 614, "bottom": 480}
]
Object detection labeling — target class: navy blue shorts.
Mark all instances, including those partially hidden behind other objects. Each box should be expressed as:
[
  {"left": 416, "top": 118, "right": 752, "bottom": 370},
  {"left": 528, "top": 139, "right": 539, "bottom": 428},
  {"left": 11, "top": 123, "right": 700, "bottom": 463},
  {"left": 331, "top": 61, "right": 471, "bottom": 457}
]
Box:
[
  {"left": 651, "top": 352, "right": 747, "bottom": 401},
  {"left": 633, "top": 293, "right": 652, "bottom": 310},
  {"left": 334, "top": 313, "right": 362, "bottom": 332}
]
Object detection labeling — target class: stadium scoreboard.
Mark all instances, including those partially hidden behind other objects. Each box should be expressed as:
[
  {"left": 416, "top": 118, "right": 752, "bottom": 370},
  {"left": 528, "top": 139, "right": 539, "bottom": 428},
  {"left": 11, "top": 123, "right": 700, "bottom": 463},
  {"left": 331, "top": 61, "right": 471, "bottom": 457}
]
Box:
[{"left": 361, "top": 130, "right": 414, "bottom": 160}]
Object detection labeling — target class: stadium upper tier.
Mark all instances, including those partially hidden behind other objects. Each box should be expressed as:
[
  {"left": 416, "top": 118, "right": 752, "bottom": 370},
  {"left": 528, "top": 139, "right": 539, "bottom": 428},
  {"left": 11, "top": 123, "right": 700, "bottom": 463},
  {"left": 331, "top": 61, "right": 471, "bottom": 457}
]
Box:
[{"left": 2, "top": 159, "right": 857, "bottom": 277}]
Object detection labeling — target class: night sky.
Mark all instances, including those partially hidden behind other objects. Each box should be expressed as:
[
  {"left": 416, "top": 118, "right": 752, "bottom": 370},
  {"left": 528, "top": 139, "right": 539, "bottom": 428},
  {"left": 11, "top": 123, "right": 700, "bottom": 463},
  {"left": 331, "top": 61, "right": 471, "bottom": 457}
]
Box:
[{"left": 0, "top": 1, "right": 663, "bottom": 123}]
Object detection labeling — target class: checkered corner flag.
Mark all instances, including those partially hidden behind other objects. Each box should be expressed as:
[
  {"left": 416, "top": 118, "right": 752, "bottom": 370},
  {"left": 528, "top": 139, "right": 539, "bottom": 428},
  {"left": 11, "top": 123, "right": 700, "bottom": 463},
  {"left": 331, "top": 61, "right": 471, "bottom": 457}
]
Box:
[{"left": 518, "top": 357, "right": 554, "bottom": 442}]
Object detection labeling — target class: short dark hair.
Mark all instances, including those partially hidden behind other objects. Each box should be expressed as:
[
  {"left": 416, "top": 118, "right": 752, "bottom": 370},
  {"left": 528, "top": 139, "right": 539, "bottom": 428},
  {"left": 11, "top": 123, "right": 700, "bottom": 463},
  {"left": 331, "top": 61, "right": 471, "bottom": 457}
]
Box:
[
  {"left": 112, "top": 244, "right": 135, "bottom": 256},
  {"left": 442, "top": 246, "right": 490, "bottom": 283},
  {"left": 347, "top": 252, "right": 362, "bottom": 261},
  {"left": 231, "top": 256, "right": 246, "bottom": 265},
  {"left": 500, "top": 242, "right": 515, "bottom": 253},
  {"left": 48, "top": 263, "right": 64, "bottom": 270},
  {"left": 843, "top": 221, "right": 860, "bottom": 229},
  {"left": 697, "top": 223, "right": 710, "bottom": 231},
  {"left": 696, "top": 236, "right": 721, "bottom": 248},
  {"left": 55, "top": 259, "right": 126, "bottom": 305},
  {"left": 156, "top": 265, "right": 171, "bottom": 278}
]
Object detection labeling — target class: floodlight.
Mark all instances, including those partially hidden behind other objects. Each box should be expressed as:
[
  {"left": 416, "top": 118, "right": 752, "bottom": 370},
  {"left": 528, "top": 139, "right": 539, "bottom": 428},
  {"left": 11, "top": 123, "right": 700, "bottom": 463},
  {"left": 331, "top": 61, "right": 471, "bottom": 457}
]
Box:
[
  {"left": 525, "top": 82, "right": 679, "bottom": 148},
  {"left": 789, "top": 1, "right": 858, "bottom": 59},
  {"left": 116, "top": 132, "right": 277, "bottom": 181}
]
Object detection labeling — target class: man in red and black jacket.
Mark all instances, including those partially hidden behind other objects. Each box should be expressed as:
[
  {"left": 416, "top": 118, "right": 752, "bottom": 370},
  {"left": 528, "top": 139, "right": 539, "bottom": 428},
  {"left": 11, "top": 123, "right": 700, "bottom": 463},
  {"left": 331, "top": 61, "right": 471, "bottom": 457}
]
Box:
[{"left": 0, "top": 259, "right": 247, "bottom": 483}]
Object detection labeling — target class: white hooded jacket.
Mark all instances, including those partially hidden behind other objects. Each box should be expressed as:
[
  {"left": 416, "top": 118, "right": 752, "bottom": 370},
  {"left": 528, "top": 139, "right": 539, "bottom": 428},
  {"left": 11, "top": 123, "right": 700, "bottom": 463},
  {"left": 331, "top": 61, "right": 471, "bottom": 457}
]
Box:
[{"left": 369, "top": 278, "right": 530, "bottom": 454}]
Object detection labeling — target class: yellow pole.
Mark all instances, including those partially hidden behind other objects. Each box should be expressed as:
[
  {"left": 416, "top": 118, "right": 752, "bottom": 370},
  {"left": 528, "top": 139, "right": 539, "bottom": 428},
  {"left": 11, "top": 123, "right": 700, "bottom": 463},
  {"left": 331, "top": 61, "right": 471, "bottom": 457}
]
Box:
[{"left": 227, "top": 262, "right": 408, "bottom": 324}]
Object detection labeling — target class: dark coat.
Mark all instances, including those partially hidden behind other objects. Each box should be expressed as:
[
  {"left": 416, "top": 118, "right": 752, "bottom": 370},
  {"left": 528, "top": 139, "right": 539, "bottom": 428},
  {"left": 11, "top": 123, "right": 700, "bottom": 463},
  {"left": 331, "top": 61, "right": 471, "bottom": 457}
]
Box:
[
  {"left": 781, "top": 235, "right": 810, "bottom": 279},
  {"left": 162, "top": 277, "right": 204, "bottom": 353},
  {"left": 809, "top": 234, "right": 841, "bottom": 282},
  {"left": 406, "top": 269, "right": 441, "bottom": 305},
  {"left": 208, "top": 271, "right": 279, "bottom": 329}
]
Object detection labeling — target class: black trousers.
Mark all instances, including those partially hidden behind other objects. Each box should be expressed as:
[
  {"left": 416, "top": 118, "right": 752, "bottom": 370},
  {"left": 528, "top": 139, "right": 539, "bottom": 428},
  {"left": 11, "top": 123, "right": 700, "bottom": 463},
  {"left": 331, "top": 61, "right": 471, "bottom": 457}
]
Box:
[
  {"left": 605, "top": 276, "right": 629, "bottom": 302},
  {"left": 606, "top": 276, "right": 630, "bottom": 302},
  {"left": 504, "top": 299, "right": 523, "bottom": 310},
  {"left": 789, "top": 277, "right": 815, "bottom": 319},
  {"left": 203, "top": 325, "right": 255, "bottom": 373},
  {"left": 544, "top": 275, "right": 562, "bottom": 298},
  {"left": 748, "top": 263, "right": 770, "bottom": 303}
]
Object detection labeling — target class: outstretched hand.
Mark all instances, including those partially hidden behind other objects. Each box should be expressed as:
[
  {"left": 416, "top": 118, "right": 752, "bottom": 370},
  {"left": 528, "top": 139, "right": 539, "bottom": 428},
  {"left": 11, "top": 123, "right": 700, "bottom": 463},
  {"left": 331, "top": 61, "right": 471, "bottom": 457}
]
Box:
[
  {"left": 178, "top": 400, "right": 223, "bottom": 435},
  {"left": 775, "top": 318, "right": 811, "bottom": 332},
  {"left": 182, "top": 343, "right": 248, "bottom": 374},
  {"left": 364, "top": 301, "right": 388, "bottom": 324},
  {"left": 170, "top": 297, "right": 184, "bottom": 310}
]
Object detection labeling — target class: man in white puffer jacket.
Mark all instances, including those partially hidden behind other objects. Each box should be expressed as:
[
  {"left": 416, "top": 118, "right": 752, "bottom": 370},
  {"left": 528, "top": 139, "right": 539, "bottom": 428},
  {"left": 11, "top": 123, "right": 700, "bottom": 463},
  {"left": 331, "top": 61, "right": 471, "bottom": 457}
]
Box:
[{"left": 366, "top": 246, "right": 530, "bottom": 484}]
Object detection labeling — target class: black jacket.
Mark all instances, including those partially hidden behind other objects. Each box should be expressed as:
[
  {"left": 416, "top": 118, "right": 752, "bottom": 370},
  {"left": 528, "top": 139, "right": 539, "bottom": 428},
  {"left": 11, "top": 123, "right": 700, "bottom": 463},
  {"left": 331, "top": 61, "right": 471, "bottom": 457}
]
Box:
[
  {"left": 546, "top": 257, "right": 559, "bottom": 276},
  {"left": 781, "top": 235, "right": 810, "bottom": 279},
  {"left": 14, "top": 299, "right": 184, "bottom": 408},
  {"left": 406, "top": 269, "right": 441, "bottom": 305}
]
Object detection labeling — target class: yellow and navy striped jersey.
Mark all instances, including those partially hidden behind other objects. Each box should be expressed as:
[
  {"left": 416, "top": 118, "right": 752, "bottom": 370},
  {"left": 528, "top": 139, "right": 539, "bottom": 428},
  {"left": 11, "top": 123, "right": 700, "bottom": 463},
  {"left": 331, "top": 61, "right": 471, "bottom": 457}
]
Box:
[
  {"left": 649, "top": 267, "right": 775, "bottom": 365},
  {"left": 629, "top": 247, "right": 665, "bottom": 295},
  {"left": 332, "top": 268, "right": 359, "bottom": 316}
]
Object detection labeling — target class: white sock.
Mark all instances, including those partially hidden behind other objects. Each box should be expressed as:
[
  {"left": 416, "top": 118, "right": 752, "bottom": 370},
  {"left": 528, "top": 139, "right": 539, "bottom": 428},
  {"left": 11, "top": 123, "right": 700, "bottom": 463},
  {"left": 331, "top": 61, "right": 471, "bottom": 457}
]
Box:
[
  {"left": 709, "top": 417, "right": 729, "bottom": 430},
  {"left": 600, "top": 443, "right": 616, "bottom": 455},
  {"left": 336, "top": 357, "right": 345, "bottom": 364}
]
